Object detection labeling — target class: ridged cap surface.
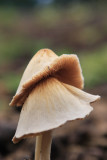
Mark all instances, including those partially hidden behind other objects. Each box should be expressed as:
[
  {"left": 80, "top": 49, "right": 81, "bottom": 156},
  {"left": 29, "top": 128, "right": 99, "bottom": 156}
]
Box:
[
  {"left": 10, "top": 49, "right": 84, "bottom": 107},
  {"left": 13, "top": 77, "right": 100, "bottom": 143}
]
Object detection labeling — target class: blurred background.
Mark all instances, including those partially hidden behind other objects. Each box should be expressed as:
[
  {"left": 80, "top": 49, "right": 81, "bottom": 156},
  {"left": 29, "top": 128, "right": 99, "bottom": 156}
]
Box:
[{"left": 0, "top": 0, "right": 107, "bottom": 160}]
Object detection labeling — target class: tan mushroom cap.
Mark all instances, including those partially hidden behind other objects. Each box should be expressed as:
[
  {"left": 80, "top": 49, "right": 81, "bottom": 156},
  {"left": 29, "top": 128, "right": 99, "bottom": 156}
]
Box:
[
  {"left": 13, "top": 77, "right": 100, "bottom": 143},
  {"left": 10, "top": 49, "right": 84, "bottom": 107}
]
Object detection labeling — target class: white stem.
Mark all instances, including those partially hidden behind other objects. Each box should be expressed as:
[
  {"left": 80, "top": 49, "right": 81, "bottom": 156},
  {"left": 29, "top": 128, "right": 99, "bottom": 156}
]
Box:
[
  {"left": 40, "top": 131, "right": 52, "bottom": 160},
  {"left": 35, "top": 135, "right": 42, "bottom": 160}
]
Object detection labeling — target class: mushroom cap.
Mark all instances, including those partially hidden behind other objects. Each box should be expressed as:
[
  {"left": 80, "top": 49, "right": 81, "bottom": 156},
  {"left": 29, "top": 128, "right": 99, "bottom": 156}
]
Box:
[
  {"left": 13, "top": 77, "right": 100, "bottom": 143},
  {"left": 10, "top": 49, "right": 84, "bottom": 107}
]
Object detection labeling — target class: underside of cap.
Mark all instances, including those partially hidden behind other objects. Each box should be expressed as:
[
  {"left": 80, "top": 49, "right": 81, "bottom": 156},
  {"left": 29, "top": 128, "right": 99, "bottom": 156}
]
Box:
[
  {"left": 13, "top": 77, "right": 100, "bottom": 143},
  {"left": 10, "top": 49, "right": 84, "bottom": 107}
]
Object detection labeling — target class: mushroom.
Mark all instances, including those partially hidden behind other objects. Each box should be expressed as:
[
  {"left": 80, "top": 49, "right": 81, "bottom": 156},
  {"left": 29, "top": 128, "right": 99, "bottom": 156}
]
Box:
[{"left": 9, "top": 49, "right": 100, "bottom": 160}]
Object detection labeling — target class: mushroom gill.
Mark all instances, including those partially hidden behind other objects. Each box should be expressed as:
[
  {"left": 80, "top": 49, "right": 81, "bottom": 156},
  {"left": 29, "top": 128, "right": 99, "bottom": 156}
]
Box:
[{"left": 13, "top": 77, "right": 100, "bottom": 144}]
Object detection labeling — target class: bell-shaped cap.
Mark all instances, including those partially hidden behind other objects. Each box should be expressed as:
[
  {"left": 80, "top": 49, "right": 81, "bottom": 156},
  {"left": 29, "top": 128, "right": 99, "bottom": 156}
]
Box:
[
  {"left": 10, "top": 49, "right": 84, "bottom": 107},
  {"left": 13, "top": 77, "right": 100, "bottom": 143}
]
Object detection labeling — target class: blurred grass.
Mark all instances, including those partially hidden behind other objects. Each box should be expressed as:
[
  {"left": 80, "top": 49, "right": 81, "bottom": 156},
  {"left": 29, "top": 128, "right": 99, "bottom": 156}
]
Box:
[
  {"left": 1, "top": 73, "right": 22, "bottom": 93},
  {"left": 79, "top": 45, "right": 107, "bottom": 88},
  {"left": 0, "top": 4, "right": 107, "bottom": 95},
  {"left": 0, "top": 37, "right": 48, "bottom": 65}
]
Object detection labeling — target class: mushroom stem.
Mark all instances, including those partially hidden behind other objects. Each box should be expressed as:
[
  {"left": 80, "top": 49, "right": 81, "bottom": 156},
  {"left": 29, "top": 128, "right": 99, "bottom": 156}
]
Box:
[
  {"left": 40, "top": 131, "right": 52, "bottom": 160},
  {"left": 35, "top": 135, "right": 42, "bottom": 160}
]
